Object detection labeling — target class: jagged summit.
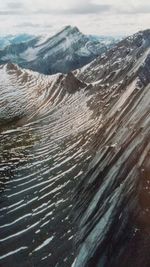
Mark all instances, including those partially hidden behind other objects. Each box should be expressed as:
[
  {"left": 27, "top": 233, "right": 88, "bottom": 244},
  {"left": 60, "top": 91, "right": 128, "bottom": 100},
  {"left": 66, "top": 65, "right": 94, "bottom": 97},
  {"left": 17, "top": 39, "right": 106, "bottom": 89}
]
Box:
[
  {"left": 5, "top": 62, "right": 18, "bottom": 71},
  {"left": 63, "top": 72, "right": 86, "bottom": 93},
  {"left": 58, "top": 25, "right": 81, "bottom": 35},
  {"left": 41, "top": 25, "right": 82, "bottom": 47}
]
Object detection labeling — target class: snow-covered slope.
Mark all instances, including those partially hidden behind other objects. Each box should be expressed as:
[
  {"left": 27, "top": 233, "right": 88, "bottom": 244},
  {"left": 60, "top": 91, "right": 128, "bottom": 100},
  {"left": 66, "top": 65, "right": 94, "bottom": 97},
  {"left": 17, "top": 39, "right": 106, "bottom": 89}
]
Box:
[{"left": 0, "top": 29, "right": 149, "bottom": 267}]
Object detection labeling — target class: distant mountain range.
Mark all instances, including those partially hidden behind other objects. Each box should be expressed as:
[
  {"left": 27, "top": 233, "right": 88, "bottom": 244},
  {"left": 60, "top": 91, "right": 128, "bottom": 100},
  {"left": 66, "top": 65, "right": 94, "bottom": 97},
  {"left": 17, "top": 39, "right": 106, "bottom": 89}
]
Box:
[{"left": 0, "top": 26, "right": 119, "bottom": 75}]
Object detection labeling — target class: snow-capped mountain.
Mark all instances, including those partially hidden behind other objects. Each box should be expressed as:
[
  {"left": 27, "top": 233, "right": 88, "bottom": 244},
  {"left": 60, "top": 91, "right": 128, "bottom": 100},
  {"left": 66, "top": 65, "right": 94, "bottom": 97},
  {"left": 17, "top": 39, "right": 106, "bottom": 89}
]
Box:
[{"left": 0, "top": 26, "right": 118, "bottom": 75}]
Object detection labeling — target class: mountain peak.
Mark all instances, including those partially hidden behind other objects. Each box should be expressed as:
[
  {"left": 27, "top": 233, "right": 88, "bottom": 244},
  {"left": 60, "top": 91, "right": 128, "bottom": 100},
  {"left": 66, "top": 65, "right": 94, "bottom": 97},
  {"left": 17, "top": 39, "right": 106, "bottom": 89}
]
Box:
[
  {"left": 0, "top": 26, "right": 117, "bottom": 75},
  {"left": 63, "top": 72, "right": 86, "bottom": 93},
  {"left": 58, "top": 25, "right": 81, "bottom": 36}
]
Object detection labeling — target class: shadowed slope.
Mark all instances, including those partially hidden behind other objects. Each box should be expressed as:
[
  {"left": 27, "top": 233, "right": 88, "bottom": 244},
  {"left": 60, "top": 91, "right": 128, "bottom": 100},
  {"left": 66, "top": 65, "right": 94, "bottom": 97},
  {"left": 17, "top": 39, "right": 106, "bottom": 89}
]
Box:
[{"left": 73, "top": 29, "right": 150, "bottom": 267}]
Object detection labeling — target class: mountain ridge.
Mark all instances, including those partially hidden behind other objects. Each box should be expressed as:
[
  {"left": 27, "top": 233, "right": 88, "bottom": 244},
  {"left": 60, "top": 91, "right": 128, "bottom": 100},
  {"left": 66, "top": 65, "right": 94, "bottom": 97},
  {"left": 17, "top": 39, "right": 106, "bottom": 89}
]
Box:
[
  {"left": 72, "top": 28, "right": 150, "bottom": 267},
  {"left": 0, "top": 28, "right": 149, "bottom": 267}
]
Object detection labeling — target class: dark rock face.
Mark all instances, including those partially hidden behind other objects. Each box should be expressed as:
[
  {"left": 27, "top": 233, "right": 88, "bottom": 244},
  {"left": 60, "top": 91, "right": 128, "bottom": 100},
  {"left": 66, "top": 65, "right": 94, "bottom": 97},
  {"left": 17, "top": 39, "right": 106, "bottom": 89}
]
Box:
[
  {"left": 0, "top": 26, "right": 117, "bottom": 75},
  {"left": 73, "top": 29, "right": 150, "bottom": 267},
  {"left": 63, "top": 72, "right": 86, "bottom": 93},
  {"left": 138, "top": 54, "right": 150, "bottom": 86}
]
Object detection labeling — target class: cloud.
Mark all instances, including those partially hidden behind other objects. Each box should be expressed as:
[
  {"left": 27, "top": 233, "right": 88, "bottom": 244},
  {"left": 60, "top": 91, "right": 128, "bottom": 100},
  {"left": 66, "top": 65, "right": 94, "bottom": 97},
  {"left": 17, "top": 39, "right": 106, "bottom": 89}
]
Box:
[
  {"left": 120, "top": 5, "right": 150, "bottom": 14},
  {"left": 93, "top": 0, "right": 150, "bottom": 14},
  {"left": 16, "top": 22, "right": 40, "bottom": 28},
  {"left": 0, "top": 0, "right": 111, "bottom": 15},
  {"left": 7, "top": 1, "right": 24, "bottom": 9},
  {"left": 0, "top": 0, "right": 25, "bottom": 15},
  {"left": 65, "top": 4, "right": 111, "bottom": 14},
  {"left": 36, "top": 2, "right": 111, "bottom": 15},
  {"left": 0, "top": 10, "right": 21, "bottom": 15},
  {"left": 0, "top": 0, "right": 150, "bottom": 16},
  {"left": 0, "top": 0, "right": 149, "bottom": 36}
]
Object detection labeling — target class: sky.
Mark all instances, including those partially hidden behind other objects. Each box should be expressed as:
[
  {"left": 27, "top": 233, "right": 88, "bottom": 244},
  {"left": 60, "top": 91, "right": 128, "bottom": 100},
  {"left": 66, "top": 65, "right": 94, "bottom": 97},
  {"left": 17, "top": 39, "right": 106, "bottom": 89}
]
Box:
[{"left": 0, "top": 0, "right": 149, "bottom": 36}]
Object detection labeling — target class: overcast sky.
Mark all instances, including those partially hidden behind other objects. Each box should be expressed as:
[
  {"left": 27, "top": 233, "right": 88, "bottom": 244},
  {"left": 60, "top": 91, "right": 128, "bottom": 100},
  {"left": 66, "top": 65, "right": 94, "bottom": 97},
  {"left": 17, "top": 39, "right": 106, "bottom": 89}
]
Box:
[{"left": 0, "top": 0, "right": 149, "bottom": 36}]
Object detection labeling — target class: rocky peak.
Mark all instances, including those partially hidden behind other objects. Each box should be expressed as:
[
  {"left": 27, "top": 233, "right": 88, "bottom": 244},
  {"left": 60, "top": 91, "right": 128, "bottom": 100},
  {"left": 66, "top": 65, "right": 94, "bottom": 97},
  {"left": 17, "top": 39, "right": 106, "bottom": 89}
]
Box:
[
  {"left": 65, "top": 72, "right": 86, "bottom": 92},
  {"left": 62, "top": 25, "right": 81, "bottom": 35}
]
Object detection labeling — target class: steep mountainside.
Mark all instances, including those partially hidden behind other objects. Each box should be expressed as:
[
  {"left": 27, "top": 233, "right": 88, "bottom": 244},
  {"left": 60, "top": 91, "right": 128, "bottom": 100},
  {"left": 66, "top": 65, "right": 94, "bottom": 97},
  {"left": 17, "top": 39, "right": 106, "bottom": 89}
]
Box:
[
  {"left": 0, "top": 29, "right": 149, "bottom": 267},
  {"left": 0, "top": 26, "right": 117, "bottom": 75},
  {"left": 73, "top": 29, "right": 150, "bottom": 267}
]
